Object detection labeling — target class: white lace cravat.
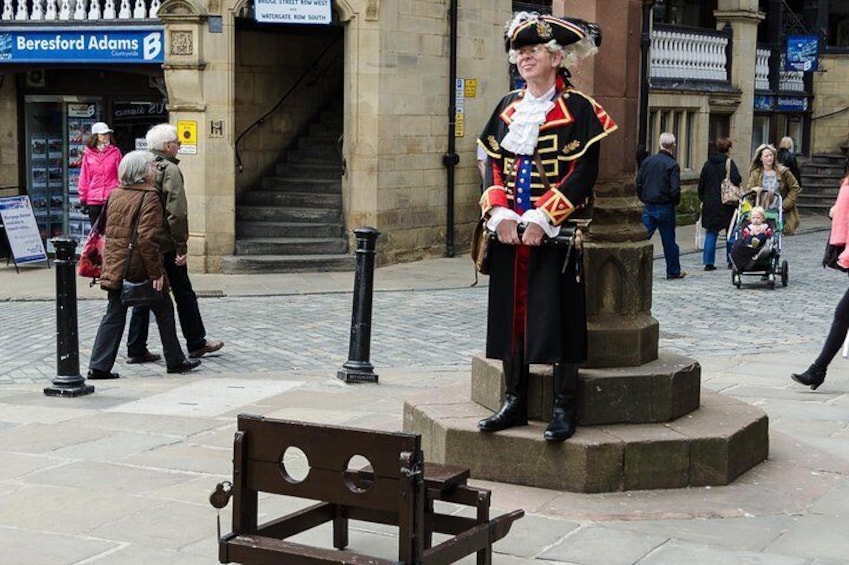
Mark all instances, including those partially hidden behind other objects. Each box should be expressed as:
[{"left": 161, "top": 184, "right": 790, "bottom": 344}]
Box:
[{"left": 500, "top": 86, "right": 556, "bottom": 156}]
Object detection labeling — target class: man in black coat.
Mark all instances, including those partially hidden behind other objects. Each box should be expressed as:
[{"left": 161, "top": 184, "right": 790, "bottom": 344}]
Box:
[{"left": 636, "top": 132, "right": 684, "bottom": 279}]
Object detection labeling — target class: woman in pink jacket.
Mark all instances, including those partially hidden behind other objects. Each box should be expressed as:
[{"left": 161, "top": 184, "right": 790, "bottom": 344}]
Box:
[
  {"left": 792, "top": 172, "right": 849, "bottom": 390},
  {"left": 78, "top": 122, "right": 122, "bottom": 224}
]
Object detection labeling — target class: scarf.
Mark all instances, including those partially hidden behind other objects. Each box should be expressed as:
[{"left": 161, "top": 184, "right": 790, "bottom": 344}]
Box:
[{"left": 501, "top": 85, "right": 555, "bottom": 156}]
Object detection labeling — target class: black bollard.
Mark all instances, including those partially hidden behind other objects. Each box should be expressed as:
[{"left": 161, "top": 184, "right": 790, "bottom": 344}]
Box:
[
  {"left": 337, "top": 227, "right": 380, "bottom": 383},
  {"left": 44, "top": 237, "right": 94, "bottom": 397}
]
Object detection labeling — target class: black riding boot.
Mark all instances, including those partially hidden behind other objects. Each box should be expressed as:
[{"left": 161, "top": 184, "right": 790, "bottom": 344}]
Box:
[
  {"left": 478, "top": 353, "right": 529, "bottom": 432},
  {"left": 544, "top": 363, "right": 577, "bottom": 441},
  {"left": 791, "top": 364, "right": 827, "bottom": 390}
]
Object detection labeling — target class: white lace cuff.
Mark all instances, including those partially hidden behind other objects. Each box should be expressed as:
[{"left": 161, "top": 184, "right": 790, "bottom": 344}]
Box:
[
  {"left": 520, "top": 209, "right": 561, "bottom": 238},
  {"left": 486, "top": 207, "right": 522, "bottom": 232}
]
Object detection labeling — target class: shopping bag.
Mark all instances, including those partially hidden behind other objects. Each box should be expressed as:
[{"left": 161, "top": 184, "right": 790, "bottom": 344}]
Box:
[
  {"left": 77, "top": 228, "right": 104, "bottom": 279},
  {"left": 694, "top": 216, "right": 705, "bottom": 250}
]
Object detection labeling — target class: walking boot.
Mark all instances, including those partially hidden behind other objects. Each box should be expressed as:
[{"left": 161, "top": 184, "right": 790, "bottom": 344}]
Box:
[
  {"left": 544, "top": 363, "right": 578, "bottom": 441},
  {"left": 791, "top": 365, "right": 826, "bottom": 391},
  {"left": 478, "top": 354, "right": 529, "bottom": 432}
]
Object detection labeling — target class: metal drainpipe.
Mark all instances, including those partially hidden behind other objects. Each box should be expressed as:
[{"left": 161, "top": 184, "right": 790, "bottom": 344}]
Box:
[
  {"left": 443, "top": 0, "right": 459, "bottom": 257},
  {"left": 637, "top": 0, "right": 655, "bottom": 168}
]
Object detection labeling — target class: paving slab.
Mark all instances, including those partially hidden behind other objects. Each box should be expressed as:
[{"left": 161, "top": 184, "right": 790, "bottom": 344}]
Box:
[{"left": 0, "top": 527, "right": 117, "bottom": 565}]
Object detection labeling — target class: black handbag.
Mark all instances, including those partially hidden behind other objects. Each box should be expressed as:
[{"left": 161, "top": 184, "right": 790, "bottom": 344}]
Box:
[
  {"left": 120, "top": 192, "right": 163, "bottom": 306},
  {"left": 823, "top": 240, "right": 849, "bottom": 272}
]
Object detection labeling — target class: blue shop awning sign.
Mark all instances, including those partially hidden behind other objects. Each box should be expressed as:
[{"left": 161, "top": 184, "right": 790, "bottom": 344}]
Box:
[
  {"left": 786, "top": 35, "right": 819, "bottom": 72},
  {"left": 0, "top": 27, "right": 164, "bottom": 64},
  {"left": 777, "top": 96, "right": 809, "bottom": 111}
]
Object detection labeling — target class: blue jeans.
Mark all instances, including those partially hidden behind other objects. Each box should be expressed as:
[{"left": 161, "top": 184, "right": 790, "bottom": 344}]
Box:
[
  {"left": 642, "top": 204, "right": 681, "bottom": 277},
  {"left": 703, "top": 230, "right": 732, "bottom": 268}
]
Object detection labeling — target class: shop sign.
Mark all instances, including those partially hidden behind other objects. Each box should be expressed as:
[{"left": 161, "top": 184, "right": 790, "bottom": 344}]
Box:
[
  {"left": 0, "top": 28, "right": 164, "bottom": 64},
  {"left": 113, "top": 101, "right": 168, "bottom": 122},
  {"left": 786, "top": 35, "right": 819, "bottom": 72},
  {"left": 754, "top": 95, "right": 773, "bottom": 111},
  {"left": 0, "top": 196, "right": 48, "bottom": 265},
  {"left": 777, "top": 96, "right": 808, "bottom": 111},
  {"left": 177, "top": 120, "right": 198, "bottom": 155},
  {"left": 255, "top": 0, "right": 331, "bottom": 24}
]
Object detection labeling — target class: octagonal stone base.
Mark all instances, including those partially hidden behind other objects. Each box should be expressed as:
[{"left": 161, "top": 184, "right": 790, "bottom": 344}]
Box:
[
  {"left": 404, "top": 359, "right": 769, "bottom": 493},
  {"left": 471, "top": 352, "right": 701, "bottom": 425}
]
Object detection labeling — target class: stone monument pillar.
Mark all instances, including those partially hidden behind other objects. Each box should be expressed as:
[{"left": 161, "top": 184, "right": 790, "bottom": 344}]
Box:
[{"left": 555, "top": 0, "right": 658, "bottom": 368}]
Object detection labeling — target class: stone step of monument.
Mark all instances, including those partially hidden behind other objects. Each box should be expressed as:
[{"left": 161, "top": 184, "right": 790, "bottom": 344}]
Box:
[
  {"left": 404, "top": 385, "right": 768, "bottom": 493},
  {"left": 471, "top": 352, "right": 701, "bottom": 426}
]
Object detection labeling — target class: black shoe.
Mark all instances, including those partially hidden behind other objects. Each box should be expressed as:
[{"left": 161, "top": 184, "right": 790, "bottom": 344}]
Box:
[
  {"left": 791, "top": 366, "right": 826, "bottom": 390},
  {"left": 704, "top": 265, "right": 716, "bottom": 271},
  {"left": 544, "top": 406, "right": 576, "bottom": 441},
  {"left": 167, "top": 359, "right": 201, "bottom": 374},
  {"left": 126, "top": 351, "right": 162, "bottom": 364},
  {"left": 478, "top": 394, "right": 528, "bottom": 432},
  {"left": 666, "top": 272, "right": 687, "bottom": 280},
  {"left": 87, "top": 369, "right": 120, "bottom": 380}
]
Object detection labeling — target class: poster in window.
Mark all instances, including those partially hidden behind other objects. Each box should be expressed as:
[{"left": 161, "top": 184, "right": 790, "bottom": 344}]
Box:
[
  {"left": 47, "top": 167, "right": 63, "bottom": 187},
  {"left": 31, "top": 168, "right": 47, "bottom": 189},
  {"left": 31, "top": 137, "right": 47, "bottom": 161},
  {"left": 68, "top": 168, "right": 80, "bottom": 192},
  {"left": 30, "top": 195, "right": 48, "bottom": 219},
  {"left": 68, "top": 144, "right": 84, "bottom": 168},
  {"left": 47, "top": 137, "right": 63, "bottom": 159}
]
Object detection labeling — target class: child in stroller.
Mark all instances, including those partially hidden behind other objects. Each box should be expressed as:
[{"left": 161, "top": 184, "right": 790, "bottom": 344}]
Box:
[
  {"left": 738, "top": 206, "right": 772, "bottom": 249},
  {"left": 729, "top": 193, "right": 788, "bottom": 288}
]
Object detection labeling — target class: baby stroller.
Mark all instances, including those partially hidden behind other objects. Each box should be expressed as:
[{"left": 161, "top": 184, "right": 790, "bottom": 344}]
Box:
[{"left": 729, "top": 191, "right": 788, "bottom": 289}]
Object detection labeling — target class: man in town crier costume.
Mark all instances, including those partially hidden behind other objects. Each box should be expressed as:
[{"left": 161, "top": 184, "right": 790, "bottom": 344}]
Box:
[{"left": 476, "top": 11, "right": 617, "bottom": 441}]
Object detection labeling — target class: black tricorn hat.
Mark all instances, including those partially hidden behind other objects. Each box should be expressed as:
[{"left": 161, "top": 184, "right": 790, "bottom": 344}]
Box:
[{"left": 508, "top": 14, "right": 592, "bottom": 50}]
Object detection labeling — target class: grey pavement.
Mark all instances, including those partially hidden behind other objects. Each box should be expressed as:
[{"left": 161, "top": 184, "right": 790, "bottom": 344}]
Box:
[{"left": 1, "top": 214, "right": 849, "bottom": 564}]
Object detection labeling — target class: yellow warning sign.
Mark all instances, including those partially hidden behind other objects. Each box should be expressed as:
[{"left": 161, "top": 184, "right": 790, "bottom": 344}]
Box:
[
  {"left": 177, "top": 121, "right": 197, "bottom": 145},
  {"left": 464, "top": 79, "right": 477, "bottom": 98},
  {"left": 455, "top": 112, "right": 465, "bottom": 137}
]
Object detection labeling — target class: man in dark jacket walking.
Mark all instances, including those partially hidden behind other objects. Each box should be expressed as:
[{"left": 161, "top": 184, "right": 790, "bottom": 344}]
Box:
[{"left": 636, "top": 132, "right": 685, "bottom": 279}]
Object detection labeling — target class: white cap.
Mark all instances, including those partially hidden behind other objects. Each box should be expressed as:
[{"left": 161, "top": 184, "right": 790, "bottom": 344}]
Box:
[{"left": 91, "top": 122, "right": 113, "bottom": 135}]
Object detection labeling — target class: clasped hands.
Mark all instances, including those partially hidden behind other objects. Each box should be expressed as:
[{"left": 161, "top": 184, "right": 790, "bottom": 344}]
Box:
[{"left": 496, "top": 220, "right": 545, "bottom": 246}]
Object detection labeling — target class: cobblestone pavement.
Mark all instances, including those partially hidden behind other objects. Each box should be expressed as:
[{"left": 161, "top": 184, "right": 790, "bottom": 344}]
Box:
[{"left": 1, "top": 227, "right": 840, "bottom": 385}]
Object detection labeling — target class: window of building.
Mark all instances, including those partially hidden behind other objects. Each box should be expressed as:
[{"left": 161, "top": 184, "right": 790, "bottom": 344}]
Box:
[
  {"left": 752, "top": 115, "right": 771, "bottom": 155},
  {"left": 829, "top": 0, "right": 849, "bottom": 48},
  {"left": 653, "top": 0, "right": 715, "bottom": 27},
  {"left": 649, "top": 108, "right": 696, "bottom": 169},
  {"left": 775, "top": 114, "right": 805, "bottom": 154},
  {"left": 708, "top": 114, "right": 731, "bottom": 156}
]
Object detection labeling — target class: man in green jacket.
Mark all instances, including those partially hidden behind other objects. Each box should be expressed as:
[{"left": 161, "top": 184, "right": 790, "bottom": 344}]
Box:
[{"left": 126, "top": 123, "right": 224, "bottom": 362}]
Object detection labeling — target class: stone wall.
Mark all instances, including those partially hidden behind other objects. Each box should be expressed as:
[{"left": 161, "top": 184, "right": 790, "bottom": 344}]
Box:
[
  {"left": 0, "top": 77, "right": 18, "bottom": 192},
  {"left": 811, "top": 54, "right": 849, "bottom": 154},
  {"left": 350, "top": 1, "right": 511, "bottom": 264}
]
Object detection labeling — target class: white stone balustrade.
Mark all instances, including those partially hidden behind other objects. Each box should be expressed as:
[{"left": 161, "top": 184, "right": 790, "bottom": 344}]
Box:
[
  {"left": 650, "top": 27, "right": 730, "bottom": 82},
  {"left": 754, "top": 49, "right": 804, "bottom": 92},
  {"left": 779, "top": 54, "right": 805, "bottom": 92},
  {"left": 755, "top": 48, "right": 770, "bottom": 90},
  {"left": 0, "top": 0, "right": 157, "bottom": 19}
]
